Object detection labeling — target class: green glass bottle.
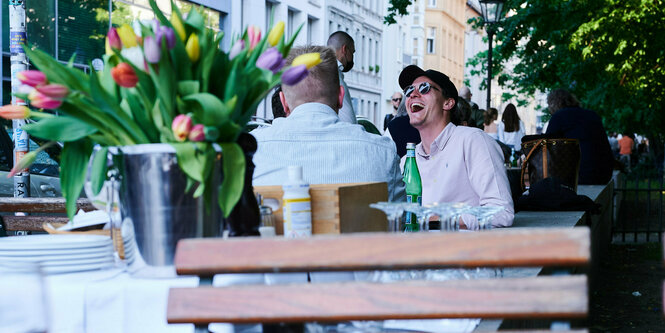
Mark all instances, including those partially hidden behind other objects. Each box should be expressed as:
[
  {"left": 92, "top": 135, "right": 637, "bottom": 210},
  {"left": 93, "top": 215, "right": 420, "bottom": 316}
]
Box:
[{"left": 403, "top": 142, "right": 421, "bottom": 232}]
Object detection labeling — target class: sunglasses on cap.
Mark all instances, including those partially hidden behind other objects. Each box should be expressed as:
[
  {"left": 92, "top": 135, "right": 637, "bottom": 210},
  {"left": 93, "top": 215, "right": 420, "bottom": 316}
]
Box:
[
  {"left": 404, "top": 82, "right": 440, "bottom": 98},
  {"left": 391, "top": 97, "right": 402, "bottom": 102}
]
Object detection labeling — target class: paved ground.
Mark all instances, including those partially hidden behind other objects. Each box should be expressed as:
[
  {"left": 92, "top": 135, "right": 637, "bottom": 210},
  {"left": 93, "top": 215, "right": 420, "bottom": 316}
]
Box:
[{"left": 588, "top": 242, "right": 665, "bottom": 332}]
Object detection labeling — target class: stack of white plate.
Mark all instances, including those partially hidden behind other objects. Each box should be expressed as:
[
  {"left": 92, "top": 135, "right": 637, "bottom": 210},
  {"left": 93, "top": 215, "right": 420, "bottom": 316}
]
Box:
[
  {"left": 0, "top": 235, "right": 115, "bottom": 274},
  {"left": 121, "top": 222, "right": 137, "bottom": 265}
]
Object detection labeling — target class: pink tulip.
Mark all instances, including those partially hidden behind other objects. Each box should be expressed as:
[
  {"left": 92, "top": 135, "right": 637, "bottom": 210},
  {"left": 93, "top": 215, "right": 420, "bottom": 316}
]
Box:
[
  {"left": 172, "top": 114, "right": 192, "bottom": 142},
  {"left": 188, "top": 124, "right": 205, "bottom": 142},
  {"left": 17, "top": 70, "right": 47, "bottom": 87},
  {"left": 247, "top": 25, "right": 261, "bottom": 50},
  {"left": 28, "top": 90, "right": 62, "bottom": 109},
  {"left": 108, "top": 27, "right": 122, "bottom": 50},
  {"left": 111, "top": 63, "right": 139, "bottom": 88},
  {"left": 36, "top": 84, "right": 69, "bottom": 99},
  {"left": 0, "top": 105, "right": 30, "bottom": 120}
]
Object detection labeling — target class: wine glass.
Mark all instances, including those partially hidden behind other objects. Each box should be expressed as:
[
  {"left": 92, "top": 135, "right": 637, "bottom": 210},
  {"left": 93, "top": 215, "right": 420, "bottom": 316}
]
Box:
[
  {"left": 0, "top": 261, "right": 49, "bottom": 333},
  {"left": 369, "top": 202, "right": 407, "bottom": 233}
]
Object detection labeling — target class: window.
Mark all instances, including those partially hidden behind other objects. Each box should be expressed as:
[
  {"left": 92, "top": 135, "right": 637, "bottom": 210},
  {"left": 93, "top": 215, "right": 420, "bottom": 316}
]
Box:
[
  {"left": 426, "top": 27, "right": 436, "bottom": 54},
  {"left": 428, "top": 0, "right": 436, "bottom": 8},
  {"left": 413, "top": 38, "right": 418, "bottom": 56},
  {"left": 287, "top": 9, "right": 295, "bottom": 38}
]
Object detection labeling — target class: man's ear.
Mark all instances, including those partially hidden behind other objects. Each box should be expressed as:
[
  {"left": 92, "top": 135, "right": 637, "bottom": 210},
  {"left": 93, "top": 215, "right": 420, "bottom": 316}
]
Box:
[
  {"left": 337, "top": 85, "right": 345, "bottom": 111},
  {"left": 279, "top": 91, "right": 291, "bottom": 117},
  {"left": 443, "top": 98, "right": 456, "bottom": 111}
]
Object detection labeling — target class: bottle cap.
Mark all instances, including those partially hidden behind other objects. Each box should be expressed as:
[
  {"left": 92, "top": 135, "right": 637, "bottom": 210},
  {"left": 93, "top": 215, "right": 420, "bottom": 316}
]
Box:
[
  {"left": 287, "top": 165, "right": 303, "bottom": 181},
  {"left": 406, "top": 142, "right": 416, "bottom": 149}
]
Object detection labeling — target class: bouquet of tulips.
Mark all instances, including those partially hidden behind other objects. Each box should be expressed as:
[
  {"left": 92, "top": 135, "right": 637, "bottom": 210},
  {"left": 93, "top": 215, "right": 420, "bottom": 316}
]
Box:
[{"left": 0, "top": 0, "right": 321, "bottom": 218}]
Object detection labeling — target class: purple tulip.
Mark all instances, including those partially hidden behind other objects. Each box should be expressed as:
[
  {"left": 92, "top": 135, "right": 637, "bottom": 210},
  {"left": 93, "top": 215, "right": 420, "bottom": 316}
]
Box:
[
  {"left": 143, "top": 36, "right": 161, "bottom": 64},
  {"left": 229, "top": 40, "right": 244, "bottom": 60},
  {"left": 256, "top": 48, "right": 286, "bottom": 74},
  {"left": 281, "top": 64, "right": 309, "bottom": 85},
  {"left": 156, "top": 26, "right": 176, "bottom": 50}
]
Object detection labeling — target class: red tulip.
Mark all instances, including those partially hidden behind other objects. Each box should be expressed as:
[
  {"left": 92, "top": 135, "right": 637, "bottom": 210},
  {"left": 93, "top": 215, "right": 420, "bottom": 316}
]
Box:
[
  {"left": 17, "top": 70, "right": 47, "bottom": 87},
  {"left": 111, "top": 63, "right": 138, "bottom": 88}
]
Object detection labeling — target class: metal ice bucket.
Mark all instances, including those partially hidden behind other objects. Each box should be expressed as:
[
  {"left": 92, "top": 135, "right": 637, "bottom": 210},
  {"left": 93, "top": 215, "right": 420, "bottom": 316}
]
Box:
[{"left": 113, "top": 144, "right": 221, "bottom": 267}]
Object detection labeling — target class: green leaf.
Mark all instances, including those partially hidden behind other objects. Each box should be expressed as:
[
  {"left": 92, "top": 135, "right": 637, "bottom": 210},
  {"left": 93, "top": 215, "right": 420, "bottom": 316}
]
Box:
[
  {"left": 177, "top": 80, "right": 200, "bottom": 96},
  {"left": 184, "top": 5, "right": 205, "bottom": 32},
  {"left": 61, "top": 139, "right": 93, "bottom": 219},
  {"left": 182, "top": 93, "right": 228, "bottom": 125},
  {"left": 90, "top": 147, "right": 109, "bottom": 196},
  {"left": 218, "top": 142, "right": 244, "bottom": 218},
  {"left": 22, "top": 117, "right": 97, "bottom": 142}
]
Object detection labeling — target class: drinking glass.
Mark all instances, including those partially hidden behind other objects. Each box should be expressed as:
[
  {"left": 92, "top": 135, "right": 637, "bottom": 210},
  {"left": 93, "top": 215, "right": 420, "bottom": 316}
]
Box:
[
  {"left": 0, "top": 261, "right": 49, "bottom": 333},
  {"left": 369, "top": 202, "right": 407, "bottom": 232}
]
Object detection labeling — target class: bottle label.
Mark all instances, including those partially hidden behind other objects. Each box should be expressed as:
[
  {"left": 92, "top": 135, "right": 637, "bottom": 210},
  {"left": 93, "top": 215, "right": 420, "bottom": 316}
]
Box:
[
  {"left": 405, "top": 194, "right": 422, "bottom": 226},
  {"left": 406, "top": 149, "right": 415, "bottom": 158},
  {"left": 283, "top": 197, "right": 312, "bottom": 238}
]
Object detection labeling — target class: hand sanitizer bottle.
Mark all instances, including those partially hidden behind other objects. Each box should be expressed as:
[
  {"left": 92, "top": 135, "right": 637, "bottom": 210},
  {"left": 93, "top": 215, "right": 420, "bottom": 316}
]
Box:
[{"left": 282, "top": 166, "right": 312, "bottom": 237}]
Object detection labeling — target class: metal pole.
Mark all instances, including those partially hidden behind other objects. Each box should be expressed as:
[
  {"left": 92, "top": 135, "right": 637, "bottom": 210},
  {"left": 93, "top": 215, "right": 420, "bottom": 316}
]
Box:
[
  {"left": 9, "top": 0, "right": 29, "bottom": 200},
  {"left": 486, "top": 27, "right": 494, "bottom": 112}
]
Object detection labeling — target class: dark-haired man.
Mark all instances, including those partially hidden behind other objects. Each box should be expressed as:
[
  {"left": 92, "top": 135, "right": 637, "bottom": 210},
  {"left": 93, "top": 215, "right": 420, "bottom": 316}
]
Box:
[
  {"left": 327, "top": 31, "right": 357, "bottom": 124},
  {"left": 399, "top": 65, "right": 513, "bottom": 229}
]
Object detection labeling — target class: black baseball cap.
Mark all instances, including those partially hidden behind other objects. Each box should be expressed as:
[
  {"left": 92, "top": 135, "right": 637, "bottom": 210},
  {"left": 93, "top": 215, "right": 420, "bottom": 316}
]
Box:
[{"left": 398, "top": 65, "right": 458, "bottom": 104}]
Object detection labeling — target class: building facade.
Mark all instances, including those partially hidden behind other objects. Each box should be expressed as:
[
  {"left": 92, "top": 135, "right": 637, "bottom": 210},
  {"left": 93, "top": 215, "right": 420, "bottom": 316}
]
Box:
[{"left": 422, "top": 0, "right": 466, "bottom": 88}]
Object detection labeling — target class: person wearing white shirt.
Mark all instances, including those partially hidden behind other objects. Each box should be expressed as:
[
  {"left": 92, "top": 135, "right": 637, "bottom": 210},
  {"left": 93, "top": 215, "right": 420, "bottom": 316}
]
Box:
[
  {"left": 251, "top": 45, "right": 405, "bottom": 202},
  {"left": 497, "top": 103, "right": 526, "bottom": 152},
  {"left": 327, "top": 31, "right": 357, "bottom": 124},
  {"left": 398, "top": 65, "right": 513, "bottom": 230}
]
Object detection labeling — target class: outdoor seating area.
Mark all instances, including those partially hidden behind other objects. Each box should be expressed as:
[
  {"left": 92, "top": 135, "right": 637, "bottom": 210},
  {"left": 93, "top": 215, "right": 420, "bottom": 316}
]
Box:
[{"left": 2, "top": 0, "right": 663, "bottom": 332}]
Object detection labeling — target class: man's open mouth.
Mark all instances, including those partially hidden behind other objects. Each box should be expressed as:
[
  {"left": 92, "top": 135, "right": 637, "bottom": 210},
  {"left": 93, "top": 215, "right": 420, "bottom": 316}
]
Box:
[{"left": 411, "top": 102, "right": 424, "bottom": 112}]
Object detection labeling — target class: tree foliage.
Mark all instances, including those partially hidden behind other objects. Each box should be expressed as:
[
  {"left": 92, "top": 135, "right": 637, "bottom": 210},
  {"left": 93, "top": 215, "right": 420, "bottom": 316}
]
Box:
[{"left": 388, "top": 0, "right": 665, "bottom": 137}]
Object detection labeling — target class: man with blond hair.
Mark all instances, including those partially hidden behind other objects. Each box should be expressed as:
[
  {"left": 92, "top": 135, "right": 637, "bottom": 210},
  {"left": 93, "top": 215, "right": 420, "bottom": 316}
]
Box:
[{"left": 251, "top": 45, "right": 404, "bottom": 201}]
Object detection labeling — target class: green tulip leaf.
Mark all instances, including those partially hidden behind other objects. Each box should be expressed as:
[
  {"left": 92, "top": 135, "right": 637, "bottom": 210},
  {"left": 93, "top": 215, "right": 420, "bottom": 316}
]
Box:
[
  {"left": 178, "top": 80, "right": 200, "bottom": 96},
  {"left": 61, "top": 139, "right": 93, "bottom": 219},
  {"left": 89, "top": 147, "right": 109, "bottom": 196},
  {"left": 23, "top": 46, "right": 88, "bottom": 93},
  {"left": 218, "top": 142, "right": 245, "bottom": 218},
  {"left": 182, "top": 93, "right": 228, "bottom": 125},
  {"left": 22, "top": 117, "right": 97, "bottom": 142},
  {"left": 184, "top": 6, "right": 205, "bottom": 32}
]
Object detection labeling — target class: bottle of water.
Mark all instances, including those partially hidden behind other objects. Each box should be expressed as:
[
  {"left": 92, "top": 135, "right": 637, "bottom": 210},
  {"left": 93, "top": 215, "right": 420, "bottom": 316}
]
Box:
[
  {"left": 282, "top": 166, "right": 312, "bottom": 238},
  {"left": 510, "top": 147, "right": 517, "bottom": 167},
  {"left": 403, "top": 143, "right": 421, "bottom": 232}
]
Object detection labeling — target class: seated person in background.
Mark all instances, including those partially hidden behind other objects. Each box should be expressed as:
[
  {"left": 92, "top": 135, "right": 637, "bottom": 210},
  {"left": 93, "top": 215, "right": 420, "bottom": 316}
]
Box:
[
  {"left": 398, "top": 65, "right": 513, "bottom": 229},
  {"left": 251, "top": 45, "right": 405, "bottom": 201},
  {"left": 483, "top": 107, "right": 498, "bottom": 140},
  {"left": 386, "top": 97, "right": 421, "bottom": 158},
  {"left": 546, "top": 88, "right": 614, "bottom": 185},
  {"left": 497, "top": 103, "right": 526, "bottom": 153}
]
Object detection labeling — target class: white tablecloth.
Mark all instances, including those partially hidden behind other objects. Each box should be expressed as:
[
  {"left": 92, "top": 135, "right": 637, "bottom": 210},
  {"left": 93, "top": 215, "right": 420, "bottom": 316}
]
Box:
[{"left": 36, "top": 267, "right": 479, "bottom": 333}]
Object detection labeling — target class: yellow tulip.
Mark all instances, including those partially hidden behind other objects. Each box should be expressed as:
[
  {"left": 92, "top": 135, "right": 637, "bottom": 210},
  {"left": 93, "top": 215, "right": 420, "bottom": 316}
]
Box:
[
  {"left": 116, "top": 24, "right": 137, "bottom": 48},
  {"left": 171, "top": 11, "right": 186, "bottom": 41},
  {"left": 185, "top": 34, "right": 200, "bottom": 62},
  {"left": 105, "top": 37, "right": 112, "bottom": 55},
  {"left": 291, "top": 52, "right": 321, "bottom": 69},
  {"left": 267, "top": 21, "right": 285, "bottom": 46}
]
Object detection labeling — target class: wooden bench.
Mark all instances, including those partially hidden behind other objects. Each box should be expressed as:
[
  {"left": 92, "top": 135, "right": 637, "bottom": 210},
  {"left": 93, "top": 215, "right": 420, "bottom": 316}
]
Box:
[
  {"left": 167, "top": 227, "right": 590, "bottom": 332},
  {"left": 0, "top": 197, "right": 95, "bottom": 235}
]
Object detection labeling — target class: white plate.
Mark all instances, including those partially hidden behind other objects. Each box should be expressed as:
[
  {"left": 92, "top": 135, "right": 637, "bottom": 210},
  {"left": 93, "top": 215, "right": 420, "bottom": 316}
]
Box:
[
  {"left": 0, "top": 235, "right": 111, "bottom": 251},
  {"left": 42, "top": 261, "right": 115, "bottom": 275},
  {"left": 40, "top": 257, "right": 114, "bottom": 267},
  {"left": 0, "top": 249, "right": 112, "bottom": 261},
  {"left": 0, "top": 244, "right": 114, "bottom": 257}
]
